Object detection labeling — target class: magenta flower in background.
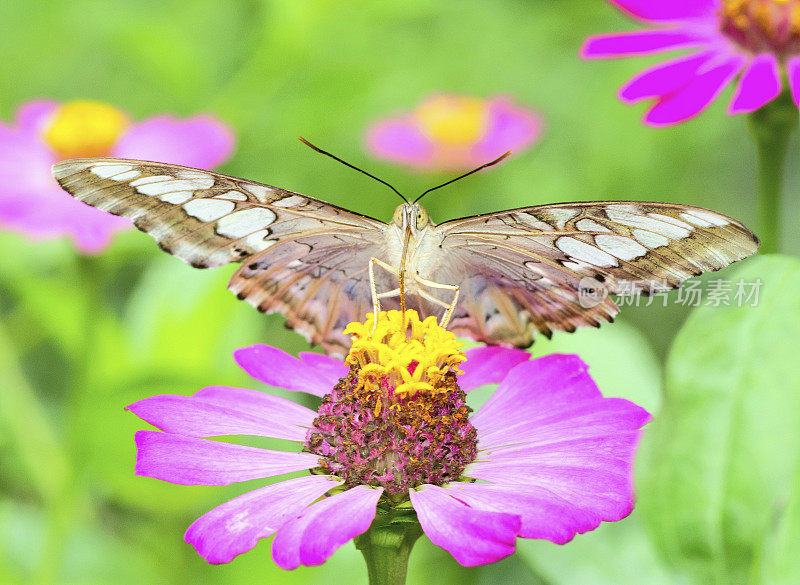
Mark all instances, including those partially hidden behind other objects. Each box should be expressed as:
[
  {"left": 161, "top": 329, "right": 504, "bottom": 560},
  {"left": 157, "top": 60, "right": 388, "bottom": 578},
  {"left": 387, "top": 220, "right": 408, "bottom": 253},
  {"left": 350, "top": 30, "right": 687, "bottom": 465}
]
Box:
[
  {"left": 582, "top": 0, "right": 800, "bottom": 126},
  {"left": 0, "top": 99, "right": 234, "bottom": 252},
  {"left": 128, "top": 310, "right": 649, "bottom": 569},
  {"left": 366, "top": 95, "right": 542, "bottom": 171}
]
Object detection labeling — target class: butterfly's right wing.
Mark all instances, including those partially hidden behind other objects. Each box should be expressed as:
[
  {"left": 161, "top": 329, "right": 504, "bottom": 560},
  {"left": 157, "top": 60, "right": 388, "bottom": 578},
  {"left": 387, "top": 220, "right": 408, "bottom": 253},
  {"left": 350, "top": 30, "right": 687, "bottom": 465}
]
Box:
[
  {"left": 424, "top": 201, "right": 759, "bottom": 346},
  {"left": 53, "top": 158, "right": 391, "bottom": 356}
]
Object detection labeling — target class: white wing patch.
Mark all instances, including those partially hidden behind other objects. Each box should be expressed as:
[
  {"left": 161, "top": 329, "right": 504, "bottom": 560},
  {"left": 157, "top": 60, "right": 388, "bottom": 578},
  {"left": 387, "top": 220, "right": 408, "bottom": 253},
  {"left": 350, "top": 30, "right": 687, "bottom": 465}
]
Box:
[
  {"left": 109, "top": 170, "right": 141, "bottom": 181},
  {"left": 680, "top": 209, "right": 730, "bottom": 227},
  {"left": 242, "top": 183, "right": 273, "bottom": 202},
  {"left": 606, "top": 207, "right": 693, "bottom": 239},
  {"left": 182, "top": 198, "right": 236, "bottom": 222},
  {"left": 632, "top": 229, "right": 670, "bottom": 249},
  {"left": 216, "top": 208, "right": 277, "bottom": 238},
  {"left": 575, "top": 218, "right": 611, "bottom": 232},
  {"left": 90, "top": 163, "right": 137, "bottom": 179},
  {"left": 136, "top": 178, "right": 215, "bottom": 196},
  {"left": 159, "top": 191, "right": 194, "bottom": 204},
  {"left": 646, "top": 213, "right": 695, "bottom": 235},
  {"left": 594, "top": 234, "right": 647, "bottom": 261},
  {"left": 272, "top": 195, "right": 307, "bottom": 208},
  {"left": 555, "top": 236, "right": 618, "bottom": 267},
  {"left": 215, "top": 191, "right": 248, "bottom": 201}
]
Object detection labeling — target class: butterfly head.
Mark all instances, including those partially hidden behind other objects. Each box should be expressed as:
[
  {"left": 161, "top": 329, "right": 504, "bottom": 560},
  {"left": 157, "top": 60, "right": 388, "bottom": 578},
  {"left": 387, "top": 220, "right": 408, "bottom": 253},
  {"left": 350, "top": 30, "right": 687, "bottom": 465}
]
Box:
[{"left": 393, "top": 202, "right": 432, "bottom": 231}]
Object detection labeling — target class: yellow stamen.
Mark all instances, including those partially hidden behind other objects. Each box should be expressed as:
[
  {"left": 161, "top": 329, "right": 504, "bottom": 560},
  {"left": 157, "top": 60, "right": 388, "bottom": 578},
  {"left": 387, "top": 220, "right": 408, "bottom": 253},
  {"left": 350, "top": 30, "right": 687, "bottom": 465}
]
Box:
[
  {"left": 721, "top": 0, "right": 800, "bottom": 45},
  {"left": 415, "top": 96, "right": 489, "bottom": 146},
  {"left": 344, "top": 309, "right": 466, "bottom": 400},
  {"left": 44, "top": 100, "right": 130, "bottom": 159}
]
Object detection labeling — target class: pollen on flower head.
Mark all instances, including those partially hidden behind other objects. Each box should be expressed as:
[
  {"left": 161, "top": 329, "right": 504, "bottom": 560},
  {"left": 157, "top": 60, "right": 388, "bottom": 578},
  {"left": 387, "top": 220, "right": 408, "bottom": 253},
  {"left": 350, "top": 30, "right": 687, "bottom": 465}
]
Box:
[
  {"left": 44, "top": 100, "right": 130, "bottom": 158},
  {"left": 304, "top": 310, "right": 477, "bottom": 498},
  {"left": 344, "top": 309, "right": 467, "bottom": 401},
  {"left": 720, "top": 0, "right": 800, "bottom": 55}
]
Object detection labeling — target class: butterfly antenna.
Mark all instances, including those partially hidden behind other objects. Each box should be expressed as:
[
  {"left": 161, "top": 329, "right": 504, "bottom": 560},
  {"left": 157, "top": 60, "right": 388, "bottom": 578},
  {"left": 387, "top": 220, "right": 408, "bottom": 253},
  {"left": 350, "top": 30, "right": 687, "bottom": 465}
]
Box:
[
  {"left": 298, "top": 137, "right": 408, "bottom": 203},
  {"left": 413, "top": 151, "right": 511, "bottom": 204}
]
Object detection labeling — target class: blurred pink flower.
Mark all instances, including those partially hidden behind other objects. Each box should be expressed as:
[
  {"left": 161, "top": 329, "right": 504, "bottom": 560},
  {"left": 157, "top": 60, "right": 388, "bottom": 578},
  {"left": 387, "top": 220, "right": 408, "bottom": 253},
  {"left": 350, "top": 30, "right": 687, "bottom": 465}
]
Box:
[
  {"left": 0, "top": 99, "right": 235, "bottom": 253},
  {"left": 582, "top": 0, "right": 800, "bottom": 126},
  {"left": 366, "top": 95, "right": 543, "bottom": 171}
]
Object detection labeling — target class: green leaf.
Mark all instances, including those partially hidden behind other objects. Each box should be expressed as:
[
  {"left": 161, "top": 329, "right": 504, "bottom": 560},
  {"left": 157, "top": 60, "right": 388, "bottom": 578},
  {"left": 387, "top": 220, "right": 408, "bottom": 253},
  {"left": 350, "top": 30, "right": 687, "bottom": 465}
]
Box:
[
  {"left": 636, "top": 255, "right": 800, "bottom": 585},
  {"left": 517, "top": 515, "right": 688, "bottom": 585},
  {"left": 752, "top": 460, "right": 800, "bottom": 585}
]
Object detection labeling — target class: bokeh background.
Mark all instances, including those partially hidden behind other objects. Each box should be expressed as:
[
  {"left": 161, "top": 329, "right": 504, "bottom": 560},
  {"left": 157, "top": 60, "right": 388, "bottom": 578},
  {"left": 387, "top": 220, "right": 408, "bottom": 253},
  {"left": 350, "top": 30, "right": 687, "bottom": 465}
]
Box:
[{"left": 1, "top": 1, "right": 799, "bottom": 584}]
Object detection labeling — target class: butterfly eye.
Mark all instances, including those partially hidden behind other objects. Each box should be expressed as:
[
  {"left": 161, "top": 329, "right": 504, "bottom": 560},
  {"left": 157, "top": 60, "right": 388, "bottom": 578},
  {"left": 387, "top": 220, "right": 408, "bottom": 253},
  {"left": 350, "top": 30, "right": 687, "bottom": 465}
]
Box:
[{"left": 416, "top": 208, "right": 428, "bottom": 228}]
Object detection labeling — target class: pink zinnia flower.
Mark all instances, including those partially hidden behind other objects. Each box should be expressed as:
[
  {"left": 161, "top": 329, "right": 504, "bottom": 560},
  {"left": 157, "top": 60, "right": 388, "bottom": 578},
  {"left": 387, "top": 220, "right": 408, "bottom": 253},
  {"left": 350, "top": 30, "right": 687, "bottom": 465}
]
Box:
[
  {"left": 582, "top": 0, "right": 800, "bottom": 125},
  {"left": 129, "top": 310, "right": 649, "bottom": 568},
  {"left": 0, "top": 99, "right": 234, "bottom": 252},
  {"left": 366, "top": 95, "right": 542, "bottom": 171}
]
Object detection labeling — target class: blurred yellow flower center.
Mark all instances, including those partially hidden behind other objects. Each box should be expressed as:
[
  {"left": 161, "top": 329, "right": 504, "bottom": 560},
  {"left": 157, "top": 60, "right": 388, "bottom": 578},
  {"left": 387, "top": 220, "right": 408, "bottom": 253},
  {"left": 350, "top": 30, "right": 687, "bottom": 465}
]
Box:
[
  {"left": 343, "top": 309, "right": 466, "bottom": 401},
  {"left": 44, "top": 100, "right": 130, "bottom": 158},
  {"left": 415, "top": 96, "right": 488, "bottom": 146},
  {"left": 720, "top": 0, "right": 800, "bottom": 55}
]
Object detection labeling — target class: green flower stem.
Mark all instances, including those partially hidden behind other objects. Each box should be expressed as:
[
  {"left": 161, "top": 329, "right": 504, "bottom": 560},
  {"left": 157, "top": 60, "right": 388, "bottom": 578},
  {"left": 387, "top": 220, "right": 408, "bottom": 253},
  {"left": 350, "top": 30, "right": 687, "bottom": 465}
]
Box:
[
  {"left": 0, "top": 325, "right": 68, "bottom": 503},
  {"left": 747, "top": 91, "right": 798, "bottom": 255},
  {"left": 34, "top": 255, "right": 104, "bottom": 585},
  {"left": 355, "top": 507, "right": 423, "bottom": 585}
]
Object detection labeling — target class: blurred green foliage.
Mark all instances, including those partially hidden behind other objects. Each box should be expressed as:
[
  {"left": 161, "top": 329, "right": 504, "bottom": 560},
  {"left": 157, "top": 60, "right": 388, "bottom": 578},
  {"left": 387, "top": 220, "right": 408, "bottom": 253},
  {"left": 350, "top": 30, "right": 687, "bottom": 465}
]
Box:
[{"left": 0, "top": 1, "right": 798, "bottom": 584}]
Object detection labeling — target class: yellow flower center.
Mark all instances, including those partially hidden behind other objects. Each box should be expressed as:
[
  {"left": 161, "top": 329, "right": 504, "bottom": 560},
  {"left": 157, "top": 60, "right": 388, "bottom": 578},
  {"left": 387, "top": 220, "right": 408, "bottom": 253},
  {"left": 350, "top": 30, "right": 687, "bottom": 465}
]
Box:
[
  {"left": 720, "top": 0, "right": 800, "bottom": 55},
  {"left": 343, "top": 309, "right": 466, "bottom": 402},
  {"left": 44, "top": 100, "right": 130, "bottom": 159},
  {"left": 415, "top": 96, "right": 489, "bottom": 146}
]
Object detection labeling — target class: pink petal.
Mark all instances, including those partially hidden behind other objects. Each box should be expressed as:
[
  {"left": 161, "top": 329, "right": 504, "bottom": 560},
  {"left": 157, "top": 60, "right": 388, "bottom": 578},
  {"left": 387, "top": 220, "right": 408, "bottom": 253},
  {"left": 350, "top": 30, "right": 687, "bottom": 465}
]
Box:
[
  {"left": 410, "top": 484, "right": 520, "bottom": 566},
  {"left": 134, "top": 430, "right": 319, "bottom": 485},
  {"left": 60, "top": 202, "right": 131, "bottom": 253},
  {"left": 619, "top": 50, "right": 717, "bottom": 102},
  {"left": 14, "top": 100, "right": 58, "bottom": 135},
  {"left": 471, "top": 99, "right": 543, "bottom": 163},
  {"left": 0, "top": 125, "right": 58, "bottom": 192},
  {"left": 466, "top": 460, "right": 635, "bottom": 522},
  {"left": 0, "top": 124, "right": 131, "bottom": 252},
  {"left": 481, "top": 425, "right": 645, "bottom": 459},
  {"left": 476, "top": 432, "right": 644, "bottom": 478},
  {"left": 789, "top": 57, "right": 800, "bottom": 106},
  {"left": 112, "top": 114, "right": 234, "bottom": 169},
  {"left": 127, "top": 387, "right": 316, "bottom": 441},
  {"left": 471, "top": 354, "right": 599, "bottom": 435},
  {"left": 234, "top": 344, "right": 334, "bottom": 397},
  {"left": 271, "top": 485, "right": 383, "bottom": 569},
  {"left": 607, "top": 0, "right": 716, "bottom": 22},
  {"left": 463, "top": 359, "right": 648, "bottom": 529},
  {"left": 298, "top": 352, "right": 348, "bottom": 387},
  {"left": 459, "top": 346, "right": 530, "bottom": 392},
  {"left": 476, "top": 397, "right": 651, "bottom": 449},
  {"left": 442, "top": 482, "right": 605, "bottom": 544},
  {"left": 185, "top": 475, "right": 342, "bottom": 564},
  {"left": 729, "top": 54, "right": 782, "bottom": 114},
  {"left": 581, "top": 29, "right": 706, "bottom": 59},
  {"left": 644, "top": 55, "right": 746, "bottom": 126},
  {"left": 365, "top": 118, "right": 435, "bottom": 166}
]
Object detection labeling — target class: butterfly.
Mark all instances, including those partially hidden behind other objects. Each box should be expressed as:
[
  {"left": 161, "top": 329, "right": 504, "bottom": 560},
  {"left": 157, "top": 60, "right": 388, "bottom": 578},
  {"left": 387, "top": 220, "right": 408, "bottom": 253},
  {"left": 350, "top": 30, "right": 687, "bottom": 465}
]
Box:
[{"left": 52, "top": 152, "right": 759, "bottom": 357}]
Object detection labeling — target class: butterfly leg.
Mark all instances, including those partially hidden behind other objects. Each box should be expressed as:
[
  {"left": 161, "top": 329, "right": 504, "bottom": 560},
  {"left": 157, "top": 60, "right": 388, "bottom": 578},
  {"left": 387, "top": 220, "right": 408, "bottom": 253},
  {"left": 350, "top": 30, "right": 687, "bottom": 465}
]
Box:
[
  {"left": 413, "top": 275, "right": 460, "bottom": 329},
  {"left": 369, "top": 258, "right": 402, "bottom": 330}
]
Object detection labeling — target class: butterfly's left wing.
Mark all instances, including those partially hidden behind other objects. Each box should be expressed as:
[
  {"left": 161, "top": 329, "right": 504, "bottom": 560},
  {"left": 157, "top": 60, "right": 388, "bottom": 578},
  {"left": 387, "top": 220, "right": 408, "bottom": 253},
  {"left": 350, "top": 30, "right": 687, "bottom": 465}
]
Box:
[
  {"left": 421, "top": 201, "right": 759, "bottom": 346},
  {"left": 52, "top": 158, "right": 391, "bottom": 356}
]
